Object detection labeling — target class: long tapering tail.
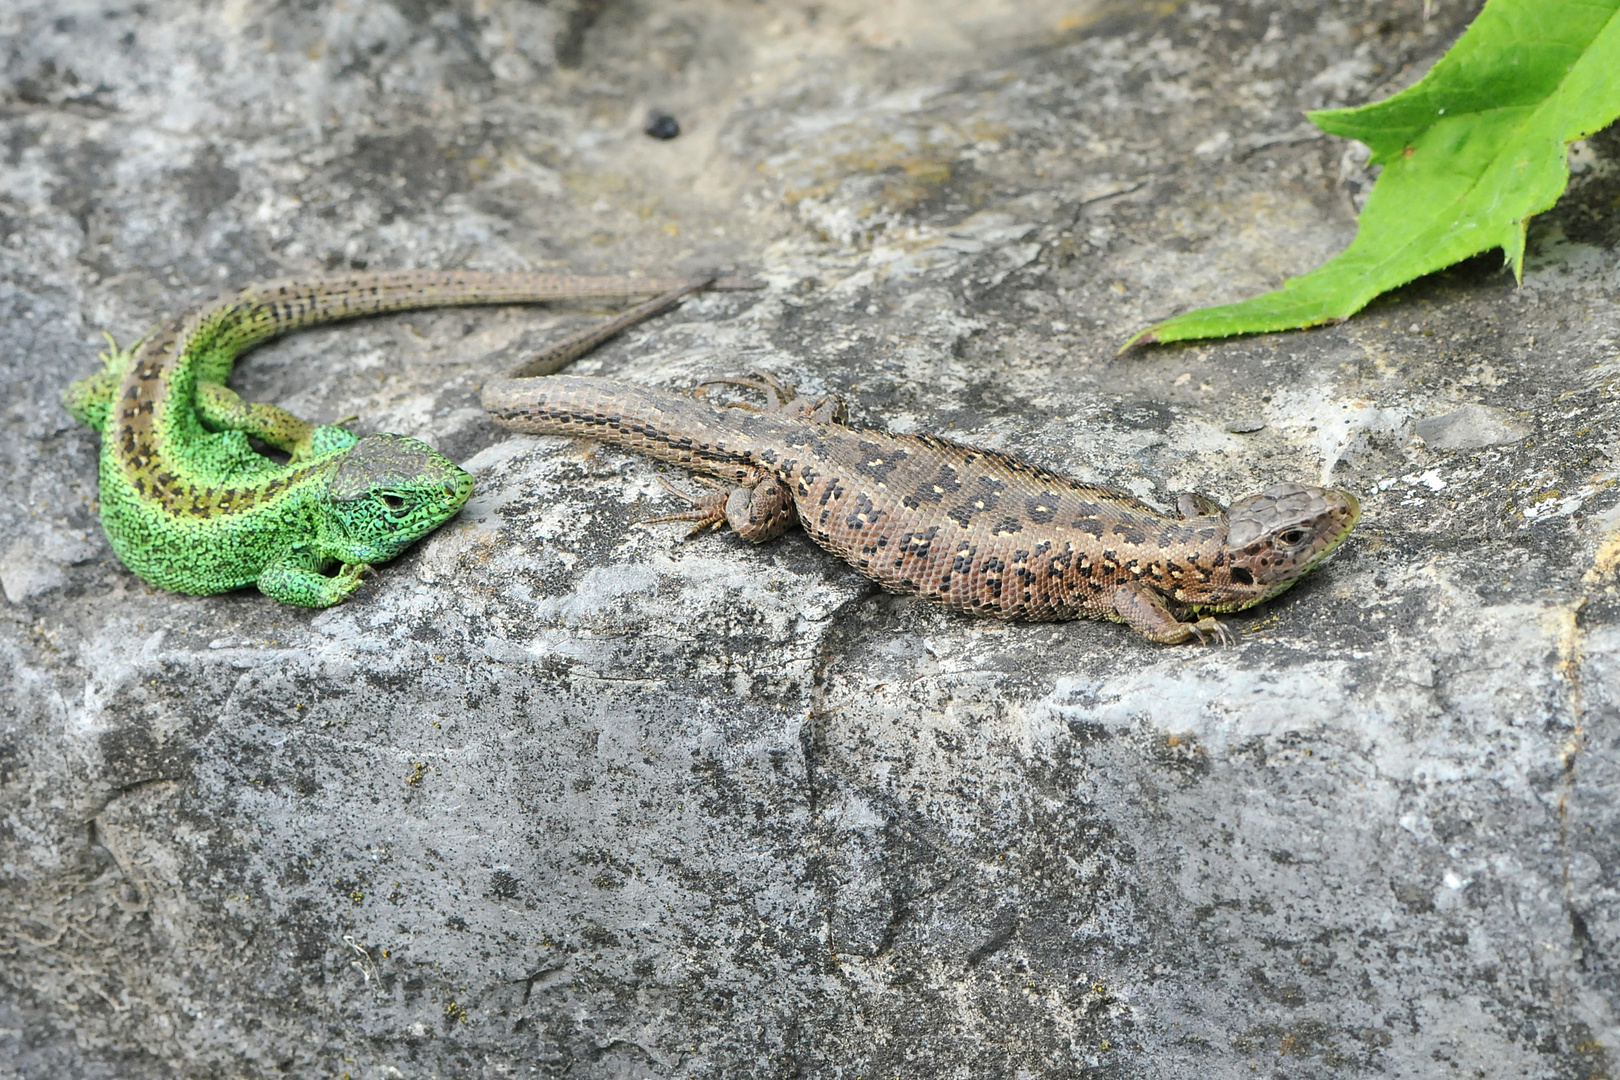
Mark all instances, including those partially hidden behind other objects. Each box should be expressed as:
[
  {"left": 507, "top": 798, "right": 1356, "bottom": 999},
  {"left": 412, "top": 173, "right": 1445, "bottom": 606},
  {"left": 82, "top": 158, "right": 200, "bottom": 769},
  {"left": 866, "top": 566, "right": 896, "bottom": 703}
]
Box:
[{"left": 201, "top": 271, "right": 758, "bottom": 356}]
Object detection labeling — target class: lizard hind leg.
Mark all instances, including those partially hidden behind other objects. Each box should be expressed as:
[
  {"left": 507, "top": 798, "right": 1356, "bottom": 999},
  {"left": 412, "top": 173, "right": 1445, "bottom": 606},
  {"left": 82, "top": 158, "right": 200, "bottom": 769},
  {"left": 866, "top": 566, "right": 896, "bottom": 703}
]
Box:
[
  {"left": 645, "top": 475, "right": 731, "bottom": 536},
  {"left": 696, "top": 372, "right": 796, "bottom": 409},
  {"left": 646, "top": 472, "right": 797, "bottom": 543},
  {"left": 696, "top": 372, "right": 848, "bottom": 424},
  {"left": 194, "top": 383, "right": 358, "bottom": 462}
]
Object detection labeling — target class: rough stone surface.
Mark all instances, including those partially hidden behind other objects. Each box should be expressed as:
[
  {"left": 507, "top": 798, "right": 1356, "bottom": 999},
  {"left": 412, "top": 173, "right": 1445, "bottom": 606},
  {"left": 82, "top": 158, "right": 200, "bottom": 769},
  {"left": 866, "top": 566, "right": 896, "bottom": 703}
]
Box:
[
  {"left": 1413, "top": 403, "right": 1532, "bottom": 451},
  {"left": 3, "top": 1, "right": 1620, "bottom": 1077}
]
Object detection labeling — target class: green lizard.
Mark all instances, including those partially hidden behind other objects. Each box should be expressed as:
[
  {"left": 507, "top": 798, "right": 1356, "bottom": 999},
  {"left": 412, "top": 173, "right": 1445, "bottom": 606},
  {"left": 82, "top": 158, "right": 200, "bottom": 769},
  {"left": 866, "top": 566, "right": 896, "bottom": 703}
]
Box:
[{"left": 64, "top": 271, "right": 750, "bottom": 607}]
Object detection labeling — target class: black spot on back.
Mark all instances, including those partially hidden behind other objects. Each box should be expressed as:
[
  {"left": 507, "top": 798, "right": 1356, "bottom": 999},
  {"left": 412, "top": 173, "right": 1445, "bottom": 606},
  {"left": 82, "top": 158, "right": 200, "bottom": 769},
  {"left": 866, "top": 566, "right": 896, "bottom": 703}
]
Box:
[
  {"left": 854, "top": 441, "right": 907, "bottom": 483},
  {"left": 1026, "top": 495, "right": 1059, "bottom": 524}
]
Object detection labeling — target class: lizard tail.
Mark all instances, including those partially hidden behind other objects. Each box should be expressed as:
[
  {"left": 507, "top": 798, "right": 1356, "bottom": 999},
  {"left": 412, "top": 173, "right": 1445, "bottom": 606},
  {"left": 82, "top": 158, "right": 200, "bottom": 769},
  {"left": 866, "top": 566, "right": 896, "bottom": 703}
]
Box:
[
  {"left": 482, "top": 371, "right": 789, "bottom": 485},
  {"left": 203, "top": 271, "right": 752, "bottom": 351},
  {"left": 174, "top": 271, "right": 757, "bottom": 384},
  {"left": 481, "top": 277, "right": 796, "bottom": 481}
]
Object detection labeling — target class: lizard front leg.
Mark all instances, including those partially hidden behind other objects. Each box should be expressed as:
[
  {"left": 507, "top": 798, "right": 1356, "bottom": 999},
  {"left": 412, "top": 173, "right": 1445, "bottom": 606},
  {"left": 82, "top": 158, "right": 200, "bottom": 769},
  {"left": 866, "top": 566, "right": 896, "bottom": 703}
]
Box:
[
  {"left": 195, "top": 383, "right": 359, "bottom": 463},
  {"left": 1110, "top": 581, "right": 1235, "bottom": 645},
  {"left": 256, "top": 546, "right": 372, "bottom": 607}
]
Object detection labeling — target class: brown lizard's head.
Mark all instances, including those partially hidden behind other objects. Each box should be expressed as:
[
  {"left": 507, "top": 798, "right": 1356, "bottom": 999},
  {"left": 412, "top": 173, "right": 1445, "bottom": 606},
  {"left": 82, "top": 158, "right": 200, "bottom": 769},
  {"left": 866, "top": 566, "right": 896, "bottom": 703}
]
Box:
[{"left": 1204, "top": 483, "right": 1361, "bottom": 612}]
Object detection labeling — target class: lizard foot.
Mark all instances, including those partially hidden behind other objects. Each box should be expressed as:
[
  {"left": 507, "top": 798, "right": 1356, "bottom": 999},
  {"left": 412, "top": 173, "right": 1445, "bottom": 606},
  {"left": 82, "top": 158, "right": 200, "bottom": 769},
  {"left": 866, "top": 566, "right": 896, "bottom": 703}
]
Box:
[
  {"left": 695, "top": 372, "right": 796, "bottom": 409},
  {"left": 1111, "top": 582, "right": 1238, "bottom": 645},
  {"left": 644, "top": 476, "right": 730, "bottom": 537},
  {"left": 644, "top": 472, "right": 798, "bottom": 543},
  {"left": 257, "top": 559, "right": 375, "bottom": 607},
  {"left": 65, "top": 332, "right": 150, "bottom": 432},
  {"left": 1186, "top": 617, "right": 1237, "bottom": 646},
  {"left": 98, "top": 331, "right": 147, "bottom": 372},
  {"left": 694, "top": 372, "right": 846, "bottom": 423}
]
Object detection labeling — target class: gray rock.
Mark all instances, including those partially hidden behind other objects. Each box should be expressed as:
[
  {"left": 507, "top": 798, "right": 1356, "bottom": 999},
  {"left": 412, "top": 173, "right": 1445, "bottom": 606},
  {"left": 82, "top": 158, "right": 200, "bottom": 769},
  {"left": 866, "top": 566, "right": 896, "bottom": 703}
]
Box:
[
  {"left": 3, "top": 1, "right": 1619, "bottom": 1078},
  {"left": 1414, "top": 403, "right": 1532, "bottom": 450},
  {"left": 0, "top": 539, "right": 64, "bottom": 605},
  {"left": 0, "top": 530, "right": 97, "bottom": 604}
]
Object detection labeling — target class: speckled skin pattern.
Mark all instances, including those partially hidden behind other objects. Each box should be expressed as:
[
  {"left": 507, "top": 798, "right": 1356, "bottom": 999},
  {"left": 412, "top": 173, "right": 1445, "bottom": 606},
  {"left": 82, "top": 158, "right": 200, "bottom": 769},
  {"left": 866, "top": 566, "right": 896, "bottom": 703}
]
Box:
[
  {"left": 63, "top": 272, "right": 722, "bottom": 607},
  {"left": 484, "top": 374, "right": 1361, "bottom": 643}
]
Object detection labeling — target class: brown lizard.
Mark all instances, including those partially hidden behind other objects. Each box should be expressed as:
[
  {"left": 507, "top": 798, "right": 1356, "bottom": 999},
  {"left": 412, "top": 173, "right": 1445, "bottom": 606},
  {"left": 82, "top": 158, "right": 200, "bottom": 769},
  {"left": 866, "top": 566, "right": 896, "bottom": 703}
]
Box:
[{"left": 482, "top": 288, "right": 1360, "bottom": 644}]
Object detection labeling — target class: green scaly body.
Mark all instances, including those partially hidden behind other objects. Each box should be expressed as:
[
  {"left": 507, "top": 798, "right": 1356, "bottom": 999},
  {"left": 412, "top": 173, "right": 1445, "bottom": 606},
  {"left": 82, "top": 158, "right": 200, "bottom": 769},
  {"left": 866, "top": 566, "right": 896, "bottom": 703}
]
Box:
[{"left": 64, "top": 271, "right": 731, "bottom": 606}]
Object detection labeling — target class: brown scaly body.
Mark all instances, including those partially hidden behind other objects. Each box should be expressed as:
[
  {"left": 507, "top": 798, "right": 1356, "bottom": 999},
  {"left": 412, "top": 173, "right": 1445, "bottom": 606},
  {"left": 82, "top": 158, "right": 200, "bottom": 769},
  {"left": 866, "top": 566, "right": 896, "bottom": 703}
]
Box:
[{"left": 483, "top": 372, "right": 1360, "bottom": 644}]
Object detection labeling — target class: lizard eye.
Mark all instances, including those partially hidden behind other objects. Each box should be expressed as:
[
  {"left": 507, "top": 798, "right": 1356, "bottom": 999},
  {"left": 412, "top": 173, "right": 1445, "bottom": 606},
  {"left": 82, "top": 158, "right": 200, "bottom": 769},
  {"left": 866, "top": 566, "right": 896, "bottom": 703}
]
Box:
[
  {"left": 380, "top": 493, "right": 406, "bottom": 511},
  {"left": 1277, "top": 528, "right": 1307, "bottom": 546}
]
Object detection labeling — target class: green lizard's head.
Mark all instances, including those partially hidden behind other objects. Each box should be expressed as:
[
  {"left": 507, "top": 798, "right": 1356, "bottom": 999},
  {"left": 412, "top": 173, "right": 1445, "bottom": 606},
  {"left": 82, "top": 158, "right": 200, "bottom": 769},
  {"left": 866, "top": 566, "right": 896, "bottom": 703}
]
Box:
[
  {"left": 317, "top": 433, "right": 474, "bottom": 565},
  {"left": 1207, "top": 483, "right": 1360, "bottom": 611}
]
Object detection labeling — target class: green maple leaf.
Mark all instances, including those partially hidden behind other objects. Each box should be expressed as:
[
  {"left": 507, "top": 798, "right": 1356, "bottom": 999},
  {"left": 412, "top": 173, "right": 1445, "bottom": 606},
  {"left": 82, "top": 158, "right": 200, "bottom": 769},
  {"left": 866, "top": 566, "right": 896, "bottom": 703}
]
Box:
[{"left": 1129, "top": 0, "right": 1620, "bottom": 347}]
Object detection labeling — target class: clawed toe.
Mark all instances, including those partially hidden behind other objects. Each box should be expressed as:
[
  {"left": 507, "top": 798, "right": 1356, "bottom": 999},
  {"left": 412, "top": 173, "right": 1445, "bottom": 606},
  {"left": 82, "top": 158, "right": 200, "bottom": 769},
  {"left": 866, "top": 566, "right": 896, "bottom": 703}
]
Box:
[
  {"left": 1188, "top": 617, "right": 1237, "bottom": 646},
  {"left": 97, "top": 331, "right": 146, "bottom": 368},
  {"left": 643, "top": 476, "right": 727, "bottom": 535},
  {"left": 654, "top": 474, "right": 725, "bottom": 503},
  {"left": 642, "top": 510, "right": 728, "bottom": 538}
]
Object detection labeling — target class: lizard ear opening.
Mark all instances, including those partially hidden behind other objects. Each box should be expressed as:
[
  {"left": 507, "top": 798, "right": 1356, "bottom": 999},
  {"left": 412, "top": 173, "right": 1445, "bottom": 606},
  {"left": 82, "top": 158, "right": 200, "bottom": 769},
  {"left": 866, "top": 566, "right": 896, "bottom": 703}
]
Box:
[{"left": 1176, "top": 491, "right": 1225, "bottom": 519}]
